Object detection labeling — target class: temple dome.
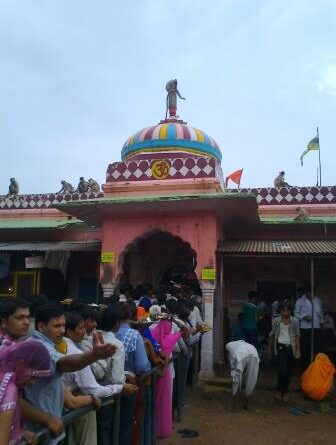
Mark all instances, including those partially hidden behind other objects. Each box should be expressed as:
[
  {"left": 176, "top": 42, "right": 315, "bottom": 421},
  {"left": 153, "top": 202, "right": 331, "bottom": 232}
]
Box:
[{"left": 121, "top": 119, "right": 222, "bottom": 163}]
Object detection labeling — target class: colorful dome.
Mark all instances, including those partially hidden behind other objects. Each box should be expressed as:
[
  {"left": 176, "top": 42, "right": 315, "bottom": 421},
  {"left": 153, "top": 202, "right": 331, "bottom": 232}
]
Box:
[{"left": 121, "top": 120, "right": 222, "bottom": 163}]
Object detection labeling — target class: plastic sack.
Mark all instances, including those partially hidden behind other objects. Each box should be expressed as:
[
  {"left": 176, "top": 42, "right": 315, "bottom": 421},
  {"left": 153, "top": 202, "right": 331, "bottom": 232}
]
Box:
[{"left": 301, "top": 353, "right": 335, "bottom": 401}]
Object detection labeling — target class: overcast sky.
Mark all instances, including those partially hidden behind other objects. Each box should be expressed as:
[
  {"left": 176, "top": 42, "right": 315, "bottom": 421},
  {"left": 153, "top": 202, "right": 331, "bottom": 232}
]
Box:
[{"left": 0, "top": 0, "right": 335, "bottom": 194}]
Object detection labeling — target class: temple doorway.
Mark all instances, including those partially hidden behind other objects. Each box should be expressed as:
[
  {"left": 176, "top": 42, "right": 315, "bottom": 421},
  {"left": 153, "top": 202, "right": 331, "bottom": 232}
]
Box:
[{"left": 118, "top": 230, "right": 201, "bottom": 294}]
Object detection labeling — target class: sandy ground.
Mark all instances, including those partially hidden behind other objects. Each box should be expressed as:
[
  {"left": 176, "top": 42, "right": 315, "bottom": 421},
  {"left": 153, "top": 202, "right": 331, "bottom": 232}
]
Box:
[{"left": 161, "top": 369, "right": 336, "bottom": 445}]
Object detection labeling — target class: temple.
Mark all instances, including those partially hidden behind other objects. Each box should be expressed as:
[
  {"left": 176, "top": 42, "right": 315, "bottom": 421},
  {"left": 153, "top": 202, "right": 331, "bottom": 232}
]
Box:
[{"left": 1, "top": 82, "right": 336, "bottom": 377}]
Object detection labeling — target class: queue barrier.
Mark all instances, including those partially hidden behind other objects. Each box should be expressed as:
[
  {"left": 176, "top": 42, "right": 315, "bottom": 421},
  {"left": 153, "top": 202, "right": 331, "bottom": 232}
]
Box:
[{"left": 19, "top": 346, "right": 199, "bottom": 445}]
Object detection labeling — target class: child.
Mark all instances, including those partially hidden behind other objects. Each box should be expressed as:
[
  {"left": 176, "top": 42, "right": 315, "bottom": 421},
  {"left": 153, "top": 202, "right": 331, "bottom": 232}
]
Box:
[{"left": 268, "top": 301, "right": 300, "bottom": 402}]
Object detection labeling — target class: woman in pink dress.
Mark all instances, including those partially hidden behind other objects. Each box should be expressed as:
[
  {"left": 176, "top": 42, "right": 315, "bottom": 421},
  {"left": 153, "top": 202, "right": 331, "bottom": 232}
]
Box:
[
  {"left": 0, "top": 340, "right": 51, "bottom": 445},
  {"left": 151, "top": 319, "right": 181, "bottom": 438}
]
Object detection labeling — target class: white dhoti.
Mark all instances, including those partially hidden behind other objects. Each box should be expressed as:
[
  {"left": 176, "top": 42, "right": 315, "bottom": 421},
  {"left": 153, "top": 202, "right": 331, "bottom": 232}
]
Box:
[
  {"left": 226, "top": 340, "right": 260, "bottom": 397},
  {"left": 231, "top": 355, "right": 259, "bottom": 397}
]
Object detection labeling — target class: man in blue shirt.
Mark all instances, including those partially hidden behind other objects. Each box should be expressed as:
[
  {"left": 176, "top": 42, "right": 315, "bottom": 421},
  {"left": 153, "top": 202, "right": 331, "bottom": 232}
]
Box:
[
  {"left": 116, "top": 302, "right": 151, "bottom": 445},
  {"left": 230, "top": 313, "right": 245, "bottom": 342},
  {"left": 242, "top": 291, "right": 258, "bottom": 349},
  {"left": 0, "top": 298, "right": 64, "bottom": 439},
  {"left": 24, "top": 303, "right": 117, "bottom": 445}
]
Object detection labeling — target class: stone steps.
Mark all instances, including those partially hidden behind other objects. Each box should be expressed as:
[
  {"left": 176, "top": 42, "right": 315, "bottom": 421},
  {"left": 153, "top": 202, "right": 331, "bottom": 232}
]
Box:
[{"left": 202, "top": 377, "right": 231, "bottom": 388}]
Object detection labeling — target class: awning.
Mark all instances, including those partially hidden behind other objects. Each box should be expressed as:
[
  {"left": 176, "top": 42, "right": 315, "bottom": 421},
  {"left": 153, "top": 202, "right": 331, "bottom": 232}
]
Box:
[
  {"left": 55, "top": 193, "right": 259, "bottom": 227},
  {"left": 0, "top": 241, "right": 101, "bottom": 252},
  {"left": 218, "top": 240, "right": 336, "bottom": 256}
]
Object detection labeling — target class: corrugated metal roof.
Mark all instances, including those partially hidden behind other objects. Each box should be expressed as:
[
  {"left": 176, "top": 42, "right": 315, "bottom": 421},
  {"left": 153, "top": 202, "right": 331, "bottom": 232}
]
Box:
[
  {"left": 259, "top": 216, "right": 336, "bottom": 225},
  {"left": 218, "top": 240, "right": 336, "bottom": 255},
  {"left": 0, "top": 241, "right": 101, "bottom": 252},
  {"left": 0, "top": 219, "right": 85, "bottom": 230}
]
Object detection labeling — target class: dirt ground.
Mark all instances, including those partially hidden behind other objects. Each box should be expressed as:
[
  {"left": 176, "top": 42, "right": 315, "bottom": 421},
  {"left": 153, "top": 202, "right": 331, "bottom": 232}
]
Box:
[{"left": 161, "top": 369, "right": 336, "bottom": 445}]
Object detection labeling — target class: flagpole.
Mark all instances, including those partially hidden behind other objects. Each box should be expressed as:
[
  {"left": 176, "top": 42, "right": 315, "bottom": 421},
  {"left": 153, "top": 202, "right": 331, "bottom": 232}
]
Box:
[{"left": 317, "top": 126, "right": 322, "bottom": 186}]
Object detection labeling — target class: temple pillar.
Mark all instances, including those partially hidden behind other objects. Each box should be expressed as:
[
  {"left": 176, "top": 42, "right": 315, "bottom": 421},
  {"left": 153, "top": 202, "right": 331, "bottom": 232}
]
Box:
[
  {"left": 213, "top": 252, "right": 225, "bottom": 373},
  {"left": 99, "top": 262, "right": 117, "bottom": 300},
  {"left": 330, "top": 260, "right": 336, "bottom": 312},
  {"left": 101, "top": 282, "right": 116, "bottom": 300},
  {"left": 199, "top": 280, "right": 215, "bottom": 379}
]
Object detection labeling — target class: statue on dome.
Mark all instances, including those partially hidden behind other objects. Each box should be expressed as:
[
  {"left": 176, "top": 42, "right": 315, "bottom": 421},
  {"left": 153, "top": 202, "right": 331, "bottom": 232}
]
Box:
[
  {"left": 88, "top": 178, "right": 101, "bottom": 193},
  {"left": 76, "top": 177, "right": 89, "bottom": 193},
  {"left": 8, "top": 178, "right": 19, "bottom": 197},
  {"left": 57, "top": 180, "right": 74, "bottom": 194},
  {"left": 166, "top": 79, "right": 185, "bottom": 118}
]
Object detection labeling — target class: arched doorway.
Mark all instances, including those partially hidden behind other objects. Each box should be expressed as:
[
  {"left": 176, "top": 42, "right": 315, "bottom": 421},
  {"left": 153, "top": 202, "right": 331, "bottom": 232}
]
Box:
[{"left": 118, "top": 230, "right": 201, "bottom": 294}]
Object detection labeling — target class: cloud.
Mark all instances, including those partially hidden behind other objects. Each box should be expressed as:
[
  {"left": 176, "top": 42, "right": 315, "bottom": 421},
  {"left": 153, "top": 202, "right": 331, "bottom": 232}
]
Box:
[{"left": 319, "top": 63, "right": 336, "bottom": 97}]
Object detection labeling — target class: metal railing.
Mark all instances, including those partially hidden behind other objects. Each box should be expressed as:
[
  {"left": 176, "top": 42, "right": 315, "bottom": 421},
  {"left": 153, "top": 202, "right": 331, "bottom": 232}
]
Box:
[{"left": 20, "top": 344, "right": 200, "bottom": 445}]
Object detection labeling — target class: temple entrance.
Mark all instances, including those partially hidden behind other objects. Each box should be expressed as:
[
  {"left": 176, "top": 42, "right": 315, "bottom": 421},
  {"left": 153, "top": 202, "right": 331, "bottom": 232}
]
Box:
[{"left": 119, "top": 230, "right": 201, "bottom": 294}]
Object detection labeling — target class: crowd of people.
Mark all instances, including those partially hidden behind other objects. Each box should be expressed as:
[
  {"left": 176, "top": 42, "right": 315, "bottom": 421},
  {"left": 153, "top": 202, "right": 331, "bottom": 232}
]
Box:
[
  {"left": 1, "top": 280, "right": 335, "bottom": 444},
  {"left": 228, "top": 285, "right": 336, "bottom": 405},
  {"left": 0, "top": 282, "right": 208, "bottom": 445}
]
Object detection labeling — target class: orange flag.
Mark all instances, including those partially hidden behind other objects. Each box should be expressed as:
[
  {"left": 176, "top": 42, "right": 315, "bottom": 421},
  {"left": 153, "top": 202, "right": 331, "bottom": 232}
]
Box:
[{"left": 225, "top": 169, "right": 243, "bottom": 188}]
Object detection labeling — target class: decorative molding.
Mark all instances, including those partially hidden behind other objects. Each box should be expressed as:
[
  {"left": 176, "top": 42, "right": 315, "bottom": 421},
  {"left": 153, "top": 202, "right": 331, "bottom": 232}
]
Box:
[
  {"left": 1, "top": 186, "right": 335, "bottom": 210},
  {"left": 106, "top": 157, "right": 217, "bottom": 182},
  {"left": 0, "top": 192, "right": 104, "bottom": 210},
  {"left": 228, "top": 186, "right": 336, "bottom": 205}
]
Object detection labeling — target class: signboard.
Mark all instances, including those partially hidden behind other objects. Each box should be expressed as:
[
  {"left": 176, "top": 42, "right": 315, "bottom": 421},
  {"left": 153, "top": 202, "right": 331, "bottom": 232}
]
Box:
[
  {"left": 25, "top": 256, "right": 44, "bottom": 269},
  {"left": 201, "top": 268, "right": 216, "bottom": 280},
  {"left": 150, "top": 160, "right": 171, "bottom": 180},
  {"left": 101, "top": 252, "right": 115, "bottom": 263}
]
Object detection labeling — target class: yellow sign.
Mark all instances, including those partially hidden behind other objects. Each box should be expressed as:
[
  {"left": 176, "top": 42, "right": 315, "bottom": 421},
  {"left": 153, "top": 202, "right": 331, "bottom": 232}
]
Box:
[
  {"left": 150, "top": 160, "right": 171, "bottom": 180},
  {"left": 101, "top": 252, "right": 115, "bottom": 263},
  {"left": 201, "top": 268, "right": 216, "bottom": 280}
]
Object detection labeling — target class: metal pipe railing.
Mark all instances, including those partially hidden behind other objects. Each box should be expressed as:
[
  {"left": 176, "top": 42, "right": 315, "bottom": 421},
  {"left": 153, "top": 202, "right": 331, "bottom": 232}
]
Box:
[
  {"left": 19, "top": 396, "right": 117, "bottom": 445},
  {"left": 19, "top": 351, "right": 193, "bottom": 445}
]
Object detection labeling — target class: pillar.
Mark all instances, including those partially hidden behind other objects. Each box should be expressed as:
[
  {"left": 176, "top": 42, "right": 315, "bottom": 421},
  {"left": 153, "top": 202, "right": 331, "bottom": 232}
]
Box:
[
  {"left": 101, "top": 282, "right": 116, "bottom": 300},
  {"left": 199, "top": 280, "right": 215, "bottom": 379},
  {"left": 100, "top": 263, "right": 117, "bottom": 300},
  {"left": 330, "top": 260, "right": 336, "bottom": 312},
  {"left": 213, "top": 252, "right": 225, "bottom": 372}
]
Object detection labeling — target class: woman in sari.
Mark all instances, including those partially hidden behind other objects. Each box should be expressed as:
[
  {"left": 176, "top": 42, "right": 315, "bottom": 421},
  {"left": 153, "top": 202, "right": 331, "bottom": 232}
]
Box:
[
  {"left": 0, "top": 340, "right": 51, "bottom": 445},
  {"left": 151, "top": 319, "right": 181, "bottom": 438}
]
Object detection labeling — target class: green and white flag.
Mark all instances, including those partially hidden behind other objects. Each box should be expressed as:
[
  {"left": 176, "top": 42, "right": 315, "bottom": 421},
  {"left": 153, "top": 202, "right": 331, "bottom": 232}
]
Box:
[{"left": 300, "top": 135, "right": 319, "bottom": 165}]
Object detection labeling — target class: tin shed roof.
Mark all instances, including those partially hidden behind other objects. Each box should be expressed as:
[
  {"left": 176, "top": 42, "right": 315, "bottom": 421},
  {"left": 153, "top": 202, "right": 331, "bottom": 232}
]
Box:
[{"left": 218, "top": 240, "right": 336, "bottom": 255}]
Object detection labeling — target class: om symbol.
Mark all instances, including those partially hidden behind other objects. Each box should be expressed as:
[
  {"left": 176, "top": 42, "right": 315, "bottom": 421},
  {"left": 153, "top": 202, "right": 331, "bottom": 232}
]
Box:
[{"left": 150, "top": 160, "right": 171, "bottom": 180}]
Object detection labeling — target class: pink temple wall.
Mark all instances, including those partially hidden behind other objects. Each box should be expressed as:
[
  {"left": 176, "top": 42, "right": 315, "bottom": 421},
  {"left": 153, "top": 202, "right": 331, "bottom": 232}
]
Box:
[{"left": 100, "top": 210, "right": 220, "bottom": 283}]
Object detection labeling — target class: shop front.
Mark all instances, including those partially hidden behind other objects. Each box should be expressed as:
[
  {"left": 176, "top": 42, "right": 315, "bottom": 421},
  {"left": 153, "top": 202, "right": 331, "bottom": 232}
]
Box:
[
  {"left": 0, "top": 241, "right": 101, "bottom": 302},
  {"left": 213, "top": 239, "right": 336, "bottom": 365}
]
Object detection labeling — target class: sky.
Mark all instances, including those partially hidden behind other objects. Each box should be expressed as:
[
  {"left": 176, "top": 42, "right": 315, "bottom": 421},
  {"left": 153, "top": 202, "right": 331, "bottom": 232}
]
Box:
[{"left": 0, "top": 0, "right": 336, "bottom": 194}]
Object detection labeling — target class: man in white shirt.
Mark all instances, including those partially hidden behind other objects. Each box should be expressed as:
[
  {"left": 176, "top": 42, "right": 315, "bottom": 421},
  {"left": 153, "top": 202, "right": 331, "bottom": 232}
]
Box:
[
  {"left": 63, "top": 312, "right": 124, "bottom": 445},
  {"left": 294, "top": 285, "right": 324, "bottom": 371},
  {"left": 226, "top": 340, "right": 259, "bottom": 410},
  {"left": 100, "top": 313, "right": 126, "bottom": 387},
  {"left": 187, "top": 302, "right": 203, "bottom": 328},
  {"left": 75, "top": 304, "right": 108, "bottom": 380},
  {"left": 98, "top": 304, "right": 138, "bottom": 445}
]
